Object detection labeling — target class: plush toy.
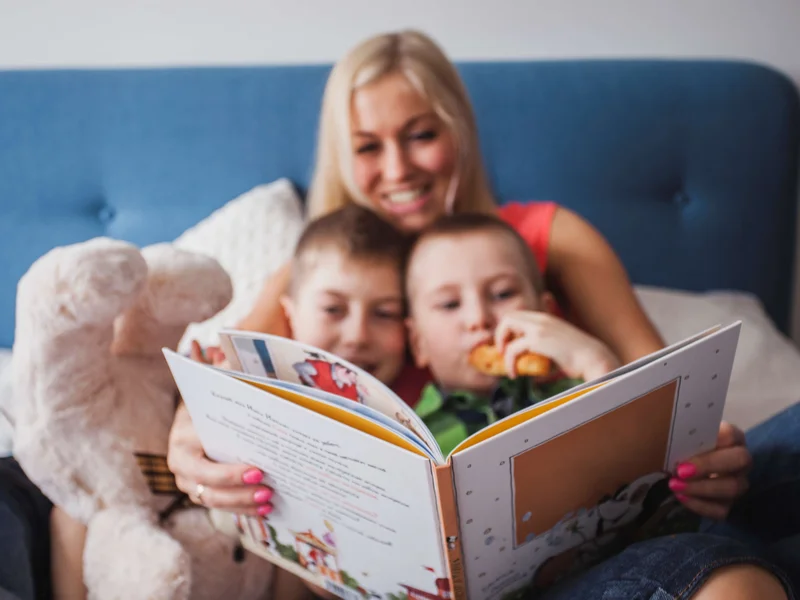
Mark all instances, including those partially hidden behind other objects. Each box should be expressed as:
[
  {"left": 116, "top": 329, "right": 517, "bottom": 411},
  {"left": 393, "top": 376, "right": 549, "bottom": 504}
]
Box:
[{"left": 11, "top": 237, "right": 274, "bottom": 600}]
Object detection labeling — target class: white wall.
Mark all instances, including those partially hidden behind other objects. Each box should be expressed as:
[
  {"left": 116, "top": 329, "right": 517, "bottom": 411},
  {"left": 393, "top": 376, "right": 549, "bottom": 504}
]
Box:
[
  {"left": 1, "top": 0, "right": 799, "bottom": 86},
  {"left": 3, "top": 0, "right": 800, "bottom": 337}
]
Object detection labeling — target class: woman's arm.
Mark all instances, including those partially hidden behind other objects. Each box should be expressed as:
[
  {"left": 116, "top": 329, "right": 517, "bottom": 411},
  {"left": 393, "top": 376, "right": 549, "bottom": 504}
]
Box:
[
  {"left": 235, "top": 260, "right": 293, "bottom": 336},
  {"left": 547, "top": 207, "right": 665, "bottom": 364},
  {"left": 50, "top": 506, "right": 88, "bottom": 600}
]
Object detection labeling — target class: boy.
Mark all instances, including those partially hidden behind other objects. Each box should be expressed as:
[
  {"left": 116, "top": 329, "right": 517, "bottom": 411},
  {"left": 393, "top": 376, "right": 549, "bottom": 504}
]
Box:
[
  {"left": 404, "top": 212, "right": 619, "bottom": 455},
  {"left": 279, "top": 203, "right": 411, "bottom": 388}
]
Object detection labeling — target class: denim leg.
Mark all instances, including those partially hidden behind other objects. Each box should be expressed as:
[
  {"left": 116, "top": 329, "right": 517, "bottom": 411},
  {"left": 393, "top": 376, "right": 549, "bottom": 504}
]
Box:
[
  {"left": 535, "top": 533, "right": 795, "bottom": 600},
  {"left": 0, "top": 458, "right": 52, "bottom": 600},
  {"left": 701, "top": 402, "right": 800, "bottom": 586}
]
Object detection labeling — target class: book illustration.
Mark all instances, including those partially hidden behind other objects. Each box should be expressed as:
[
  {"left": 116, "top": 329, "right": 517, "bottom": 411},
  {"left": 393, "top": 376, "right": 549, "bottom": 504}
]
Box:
[
  {"left": 292, "top": 351, "right": 366, "bottom": 404},
  {"left": 220, "top": 330, "right": 444, "bottom": 460},
  {"left": 228, "top": 373, "right": 433, "bottom": 457},
  {"left": 231, "top": 336, "right": 277, "bottom": 378},
  {"left": 236, "top": 512, "right": 449, "bottom": 600},
  {"left": 512, "top": 380, "right": 677, "bottom": 548}
]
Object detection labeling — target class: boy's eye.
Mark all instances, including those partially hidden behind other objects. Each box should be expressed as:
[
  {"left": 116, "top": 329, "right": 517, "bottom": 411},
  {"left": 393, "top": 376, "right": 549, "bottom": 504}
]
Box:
[
  {"left": 322, "top": 305, "right": 345, "bottom": 316},
  {"left": 493, "top": 288, "right": 518, "bottom": 301},
  {"left": 375, "top": 309, "right": 403, "bottom": 321},
  {"left": 436, "top": 299, "right": 460, "bottom": 311}
]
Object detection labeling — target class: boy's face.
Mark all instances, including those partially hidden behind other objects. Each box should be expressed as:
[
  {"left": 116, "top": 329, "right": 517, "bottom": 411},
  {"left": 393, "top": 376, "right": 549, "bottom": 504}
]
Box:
[
  {"left": 406, "top": 229, "right": 546, "bottom": 394},
  {"left": 282, "top": 250, "right": 407, "bottom": 385}
]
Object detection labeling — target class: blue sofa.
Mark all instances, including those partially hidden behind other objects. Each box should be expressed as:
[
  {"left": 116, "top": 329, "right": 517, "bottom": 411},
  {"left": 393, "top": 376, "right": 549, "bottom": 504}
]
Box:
[{"left": 0, "top": 59, "right": 798, "bottom": 348}]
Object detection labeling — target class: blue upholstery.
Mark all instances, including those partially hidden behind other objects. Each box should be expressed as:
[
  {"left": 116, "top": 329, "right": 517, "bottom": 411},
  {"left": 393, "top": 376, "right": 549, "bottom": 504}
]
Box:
[{"left": 0, "top": 60, "right": 798, "bottom": 348}]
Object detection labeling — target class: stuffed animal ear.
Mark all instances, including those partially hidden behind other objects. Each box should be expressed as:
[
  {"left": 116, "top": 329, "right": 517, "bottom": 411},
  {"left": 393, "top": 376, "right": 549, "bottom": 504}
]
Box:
[
  {"left": 138, "top": 244, "right": 233, "bottom": 327},
  {"left": 16, "top": 237, "right": 148, "bottom": 333}
]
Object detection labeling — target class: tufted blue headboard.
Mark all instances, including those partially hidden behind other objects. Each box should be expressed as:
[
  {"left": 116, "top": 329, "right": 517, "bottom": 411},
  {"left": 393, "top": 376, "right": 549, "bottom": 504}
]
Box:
[{"left": 0, "top": 60, "right": 798, "bottom": 348}]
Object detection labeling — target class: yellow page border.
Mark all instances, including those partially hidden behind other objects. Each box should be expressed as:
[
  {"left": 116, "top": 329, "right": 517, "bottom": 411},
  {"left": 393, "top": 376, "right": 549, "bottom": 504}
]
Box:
[
  {"left": 452, "top": 382, "right": 606, "bottom": 454},
  {"left": 236, "top": 377, "right": 427, "bottom": 459}
]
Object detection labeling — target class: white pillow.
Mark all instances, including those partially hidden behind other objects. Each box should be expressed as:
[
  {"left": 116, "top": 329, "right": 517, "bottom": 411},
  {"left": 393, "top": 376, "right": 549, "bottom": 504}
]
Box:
[
  {"left": 174, "top": 179, "right": 306, "bottom": 353},
  {"left": 635, "top": 285, "right": 800, "bottom": 431}
]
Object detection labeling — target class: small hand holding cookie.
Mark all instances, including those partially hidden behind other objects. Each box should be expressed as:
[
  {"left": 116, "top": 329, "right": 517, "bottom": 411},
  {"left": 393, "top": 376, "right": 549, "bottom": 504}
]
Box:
[{"left": 494, "top": 310, "right": 620, "bottom": 380}]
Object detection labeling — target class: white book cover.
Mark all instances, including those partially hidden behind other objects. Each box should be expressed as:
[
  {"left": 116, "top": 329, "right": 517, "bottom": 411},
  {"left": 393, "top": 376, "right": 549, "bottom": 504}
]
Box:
[{"left": 163, "top": 350, "right": 449, "bottom": 600}]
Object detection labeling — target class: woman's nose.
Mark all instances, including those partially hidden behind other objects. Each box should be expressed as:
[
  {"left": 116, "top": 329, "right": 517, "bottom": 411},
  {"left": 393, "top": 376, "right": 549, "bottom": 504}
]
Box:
[{"left": 382, "top": 142, "right": 412, "bottom": 182}]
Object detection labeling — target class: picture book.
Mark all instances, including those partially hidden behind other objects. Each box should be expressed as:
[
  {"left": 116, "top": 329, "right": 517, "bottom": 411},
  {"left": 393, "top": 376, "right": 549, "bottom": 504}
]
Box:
[{"left": 162, "top": 321, "right": 741, "bottom": 600}]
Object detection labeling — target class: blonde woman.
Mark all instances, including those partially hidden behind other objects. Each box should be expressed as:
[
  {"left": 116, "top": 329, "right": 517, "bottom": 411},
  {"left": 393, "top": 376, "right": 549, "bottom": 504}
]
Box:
[{"left": 167, "top": 31, "right": 796, "bottom": 599}]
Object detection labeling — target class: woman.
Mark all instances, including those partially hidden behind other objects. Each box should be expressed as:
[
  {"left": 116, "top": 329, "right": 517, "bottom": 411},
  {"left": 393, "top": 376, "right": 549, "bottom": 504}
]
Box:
[{"left": 167, "top": 30, "right": 795, "bottom": 598}]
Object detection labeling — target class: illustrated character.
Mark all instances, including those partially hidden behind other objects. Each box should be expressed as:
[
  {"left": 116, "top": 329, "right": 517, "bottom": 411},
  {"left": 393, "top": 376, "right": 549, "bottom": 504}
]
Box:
[
  {"left": 292, "top": 352, "right": 363, "bottom": 402},
  {"left": 532, "top": 471, "right": 672, "bottom": 589}
]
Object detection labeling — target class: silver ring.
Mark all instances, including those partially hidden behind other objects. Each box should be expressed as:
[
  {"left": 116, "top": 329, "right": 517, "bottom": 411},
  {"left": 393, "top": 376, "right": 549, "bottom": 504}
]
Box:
[{"left": 194, "top": 483, "right": 206, "bottom": 505}]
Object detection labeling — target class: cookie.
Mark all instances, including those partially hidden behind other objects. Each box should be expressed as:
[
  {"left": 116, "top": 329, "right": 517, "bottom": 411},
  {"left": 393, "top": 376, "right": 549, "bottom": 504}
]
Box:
[{"left": 469, "top": 343, "right": 551, "bottom": 377}]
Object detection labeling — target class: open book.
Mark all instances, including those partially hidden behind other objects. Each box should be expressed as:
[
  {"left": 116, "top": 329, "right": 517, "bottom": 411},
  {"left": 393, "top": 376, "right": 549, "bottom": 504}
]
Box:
[{"left": 163, "top": 321, "right": 741, "bottom": 600}]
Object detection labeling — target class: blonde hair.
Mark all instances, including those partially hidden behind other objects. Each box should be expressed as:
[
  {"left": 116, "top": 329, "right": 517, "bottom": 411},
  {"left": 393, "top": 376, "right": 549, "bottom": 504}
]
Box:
[{"left": 306, "top": 30, "right": 497, "bottom": 220}]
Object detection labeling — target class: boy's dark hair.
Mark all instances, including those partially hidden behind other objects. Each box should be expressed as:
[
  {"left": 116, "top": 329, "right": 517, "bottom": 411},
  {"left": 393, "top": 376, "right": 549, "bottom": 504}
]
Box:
[
  {"left": 405, "top": 212, "right": 546, "bottom": 294},
  {"left": 289, "top": 204, "right": 412, "bottom": 296}
]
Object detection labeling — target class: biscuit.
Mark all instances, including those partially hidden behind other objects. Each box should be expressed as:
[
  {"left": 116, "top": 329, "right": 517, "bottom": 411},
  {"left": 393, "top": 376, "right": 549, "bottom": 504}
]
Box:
[{"left": 469, "top": 343, "right": 551, "bottom": 377}]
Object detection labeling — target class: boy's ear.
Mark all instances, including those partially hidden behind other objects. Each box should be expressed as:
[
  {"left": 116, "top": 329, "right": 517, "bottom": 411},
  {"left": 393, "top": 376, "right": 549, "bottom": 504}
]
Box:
[
  {"left": 405, "top": 316, "right": 429, "bottom": 369},
  {"left": 280, "top": 294, "right": 296, "bottom": 326},
  {"left": 539, "top": 291, "right": 558, "bottom": 315}
]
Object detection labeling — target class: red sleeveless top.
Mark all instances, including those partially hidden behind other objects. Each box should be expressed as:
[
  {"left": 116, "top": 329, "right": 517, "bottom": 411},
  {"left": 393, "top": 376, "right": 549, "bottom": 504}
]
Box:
[{"left": 391, "top": 201, "right": 559, "bottom": 406}]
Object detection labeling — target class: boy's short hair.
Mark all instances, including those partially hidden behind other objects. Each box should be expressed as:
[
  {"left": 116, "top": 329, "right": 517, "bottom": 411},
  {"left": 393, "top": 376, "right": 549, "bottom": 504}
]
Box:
[
  {"left": 405, "top": 212, "right": 546, "bottom": 294},
  {"left": 290, "top": 204, "right": 412, "bottom": 296}
]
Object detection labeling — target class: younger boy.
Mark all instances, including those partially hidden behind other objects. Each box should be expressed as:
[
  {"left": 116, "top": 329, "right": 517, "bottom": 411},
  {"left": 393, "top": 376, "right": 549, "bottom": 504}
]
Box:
[{"left": 405, "top": 212, "right": 619, "bottom": 455}]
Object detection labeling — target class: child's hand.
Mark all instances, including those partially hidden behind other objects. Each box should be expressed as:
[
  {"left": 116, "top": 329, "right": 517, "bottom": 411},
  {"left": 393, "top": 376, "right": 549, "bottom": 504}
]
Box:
[
  {"left": 190, "top": 340, "right": 230, "bottom": 369},
  {"left": 494, "top": 311, "right": 619, "bottom": 380}
]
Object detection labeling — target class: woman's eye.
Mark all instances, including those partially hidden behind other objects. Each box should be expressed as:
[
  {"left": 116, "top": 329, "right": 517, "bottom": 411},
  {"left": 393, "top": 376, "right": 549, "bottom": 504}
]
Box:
[
  {"left": 355, "top": 142, "right": 379, "bottom": 154},
  {"left": 409, "top": 129, "right": 437, "bottom": 142},
  {"left": 322, "top": 306, "right": 344, "bottom": 316}
]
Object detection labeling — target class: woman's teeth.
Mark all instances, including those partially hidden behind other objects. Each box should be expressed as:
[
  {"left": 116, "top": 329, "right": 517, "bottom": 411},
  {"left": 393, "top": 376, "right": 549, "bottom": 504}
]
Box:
[{"left": 387, "top": 188, "right": 423, "bottom": 204}]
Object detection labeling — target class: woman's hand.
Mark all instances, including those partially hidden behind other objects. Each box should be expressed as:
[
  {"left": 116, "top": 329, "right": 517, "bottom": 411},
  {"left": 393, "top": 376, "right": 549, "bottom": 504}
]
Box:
[
  {"left": 167, "top": 342, "right": 271, "bottom": 516},
  {"left": 669, "top": 422, "right": 752, "bottom": 520},
  {"left": 494, "top": 310, "right": 619, "bottom": 381}
]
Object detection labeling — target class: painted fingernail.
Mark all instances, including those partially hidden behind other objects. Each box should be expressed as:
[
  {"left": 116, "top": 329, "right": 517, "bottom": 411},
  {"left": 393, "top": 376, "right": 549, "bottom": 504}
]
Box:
[
  {"left": 242, "top": 469, "right": 263, "bottom": 484},
  {"left": 676, "top": 463, "right": 697, "bottom": 479},
  {"left": 254, "top": 489, "right": 273, "bottom": 504},
  {"left": 675, "top": 493, "right": 689, "bottom": 503},
  {"left": 668, "top": 478, "right": 687, "bottom": 492},
  {"left": 257, "top": 504, "right": 273, "bottom": 517}
]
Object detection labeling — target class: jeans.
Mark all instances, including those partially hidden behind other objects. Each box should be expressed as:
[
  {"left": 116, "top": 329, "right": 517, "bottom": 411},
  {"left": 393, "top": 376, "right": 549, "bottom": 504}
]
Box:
[
  {"left": 702, "top": 401, "right": 800, "bottom": 587},
  {"left": 538, "top": 402, "right": 800, "bottom": 599},
  {"left": 539, "top": 532, "right": 795, "bottom": 600},
  {"left": 0, "top": 458, "right": 52, "bottom": 600}
]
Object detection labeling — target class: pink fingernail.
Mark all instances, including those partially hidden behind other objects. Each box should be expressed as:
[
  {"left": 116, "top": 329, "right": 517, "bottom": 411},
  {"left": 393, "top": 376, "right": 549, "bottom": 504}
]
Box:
[
  {"left": 254, "top": 489, "right": 273, "bottom": 504},
  {"left": 676, "top": 463, "right": 697, "bottom": 479},
  {"left": 242, "top": 469, "right": 263, "bottom": 485},
  {"left": 257, "top": 504, "right": 273, "bottom": 517},
  {"left": 668, "top": 478, "right": 687, "bottom": 492},
  {"left": 675, "top": 493, "right": 689, "bottom": 503}
]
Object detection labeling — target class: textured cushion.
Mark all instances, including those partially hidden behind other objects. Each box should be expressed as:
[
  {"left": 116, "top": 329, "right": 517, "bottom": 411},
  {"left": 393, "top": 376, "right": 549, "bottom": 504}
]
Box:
[
  {"left": 174, "top": 179, "right": 305, "bottom": 352},
  {"left": 635, "top": 285, "right": 800, "bottom": 430}
]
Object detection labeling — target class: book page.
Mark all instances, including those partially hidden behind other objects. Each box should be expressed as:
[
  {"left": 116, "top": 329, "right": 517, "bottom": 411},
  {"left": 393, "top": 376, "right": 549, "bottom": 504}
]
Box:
[
  {"left": 451, "top": 324, "right": 721, "bottom": 454},
  {"left": 164, "top": 351, "right": 449, "bottom": 600},
  {"left": 447, "top": 322, "right": 740, "bottom": 600},
  {"left": 219, "top": 329, "right": 443, "bottom": 462}
]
